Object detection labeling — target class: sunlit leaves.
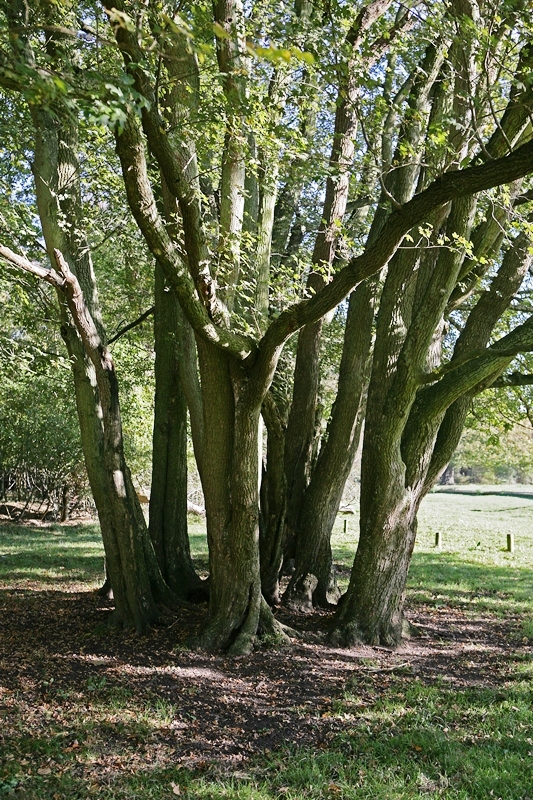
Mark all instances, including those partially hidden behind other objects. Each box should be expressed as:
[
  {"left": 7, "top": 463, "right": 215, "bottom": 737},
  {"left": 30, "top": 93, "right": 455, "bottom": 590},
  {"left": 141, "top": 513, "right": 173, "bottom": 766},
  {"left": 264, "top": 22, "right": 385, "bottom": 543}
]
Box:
[{"left": 246, "top": 43, "right": 315, "bottom": 66}]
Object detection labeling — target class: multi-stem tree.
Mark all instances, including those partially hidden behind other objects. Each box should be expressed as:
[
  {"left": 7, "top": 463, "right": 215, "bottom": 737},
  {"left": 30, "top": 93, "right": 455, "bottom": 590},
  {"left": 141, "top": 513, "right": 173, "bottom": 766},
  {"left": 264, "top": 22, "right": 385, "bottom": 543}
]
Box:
[{"left": 1, "top": 0, "right": 533, "bottom": 653}]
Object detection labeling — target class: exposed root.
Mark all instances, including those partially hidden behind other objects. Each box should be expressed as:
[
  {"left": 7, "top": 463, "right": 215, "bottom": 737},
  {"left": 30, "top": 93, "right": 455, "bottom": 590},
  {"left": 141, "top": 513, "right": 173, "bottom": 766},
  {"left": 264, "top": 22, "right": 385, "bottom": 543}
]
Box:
[
  {"left": 328, "top": 620, "right": 363, "bottom": 648},
  {"left": 258, "top": 597, "right": 299, "bottom": 645},
  {"left": 94, "top": 578, "right": 113, "bottom": 599},
  {"left": 282, "top": 573, "right": 318, "bottom": 613},
  {"left": 328, "top": 616, "right": 405, "bottom": 649},
  {"left": 226, "top": 631, "right": 257, "bottom": 656}
]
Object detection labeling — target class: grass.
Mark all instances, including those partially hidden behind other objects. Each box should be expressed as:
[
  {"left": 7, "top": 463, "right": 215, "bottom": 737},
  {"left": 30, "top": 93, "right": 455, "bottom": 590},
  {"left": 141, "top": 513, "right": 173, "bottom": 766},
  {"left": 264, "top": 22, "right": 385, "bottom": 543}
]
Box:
[
  {"left": 0, "top": 522, "right": 105, "bottom": 590},
  {"left": 333, "top": 487, "right": 533, "bottom": 620},
  {"left": 1, "top": 490, "right": 533, "bottom": 799}
]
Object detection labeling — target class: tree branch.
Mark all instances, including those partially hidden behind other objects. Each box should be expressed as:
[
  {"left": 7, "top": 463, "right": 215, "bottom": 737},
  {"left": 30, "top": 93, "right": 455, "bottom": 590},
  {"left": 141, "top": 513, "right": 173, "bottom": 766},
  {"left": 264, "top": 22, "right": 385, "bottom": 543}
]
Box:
[
  {"left": 108, "top": 306, "right": 155, "bottom": 344},
  {"left": 258, "top": 136, "right": 533, "bottom": 363},
  {"left": 114, "top": 113, "right": 254, "bottom": 358},
  {"left": 490, "top": 372, "right": 533, "bottom": 387},
  {"left": 0, "top": 245, "right": 65, "bottom": 288}
]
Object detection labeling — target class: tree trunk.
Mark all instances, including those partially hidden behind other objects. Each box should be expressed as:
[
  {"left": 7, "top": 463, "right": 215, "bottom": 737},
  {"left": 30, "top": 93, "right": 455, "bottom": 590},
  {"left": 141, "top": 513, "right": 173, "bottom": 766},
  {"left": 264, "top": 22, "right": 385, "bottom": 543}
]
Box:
[
  {"left": 259, "top": 393, "right": 287, "bottom": 606},
  {"left": 149, "top": 263, "right": 204, "bottom": 600},
  {"left": 439, "top": 464, "right": 454, "bottom": 485},
  {"left": 4, "top": 0, "right": 173, "bottom": 631},
  {"left": 283, "top": 280, "right": 374, "bottom": 610},
  {"left": 330, "top": 110, "right": 533, "bottom": 648},
  {"left": 331, "top": 485, "right": 419, "bottom": 646},
  {"left": 53, "top": 252, "right": 171, "bottom": 631},
  {"left": 191, "top": 343, "right": 289, "bottom": 653},
  {"left": 283, "top": 314, "right": 324, "bottom": 562}
]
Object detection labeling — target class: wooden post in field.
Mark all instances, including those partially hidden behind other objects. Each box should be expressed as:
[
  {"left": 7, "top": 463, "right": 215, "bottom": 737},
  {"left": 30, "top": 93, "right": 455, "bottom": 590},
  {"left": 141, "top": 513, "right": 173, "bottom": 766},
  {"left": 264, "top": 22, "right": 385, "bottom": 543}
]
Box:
[
  {"left": 343, "top": 519, "right": 348, "bottom": 535},
  {"left": 435, "top": 531, "right": 442, "bottom": 549},
  {"left": 507, "top": 533, "right": 514, "bottom": 553}
]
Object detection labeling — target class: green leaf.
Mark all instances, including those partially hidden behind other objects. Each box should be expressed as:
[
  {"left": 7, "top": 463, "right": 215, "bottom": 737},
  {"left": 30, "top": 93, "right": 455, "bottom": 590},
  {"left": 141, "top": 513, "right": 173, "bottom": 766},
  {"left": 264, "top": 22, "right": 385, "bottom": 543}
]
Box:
[{"left": 213, "top": 22, "right": 231, "bottom": 40}]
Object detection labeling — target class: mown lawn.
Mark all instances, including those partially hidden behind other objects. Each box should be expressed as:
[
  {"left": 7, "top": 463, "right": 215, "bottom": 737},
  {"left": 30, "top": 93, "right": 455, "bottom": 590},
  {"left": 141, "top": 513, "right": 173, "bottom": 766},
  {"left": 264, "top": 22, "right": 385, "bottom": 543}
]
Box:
[{"left": 0, "top": 489, "right": 532, "bottom": 799}]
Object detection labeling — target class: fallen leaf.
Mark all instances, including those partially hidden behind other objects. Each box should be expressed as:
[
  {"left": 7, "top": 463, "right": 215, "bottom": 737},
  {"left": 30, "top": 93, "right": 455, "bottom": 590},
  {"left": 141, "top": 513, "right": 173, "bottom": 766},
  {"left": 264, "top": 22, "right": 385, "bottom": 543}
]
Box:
[
  {"left": 38, "top": 767, "right": 52, "bottom": 775},
  {"left": 170, "top": 782, "right": 181, "bottom": 795}
]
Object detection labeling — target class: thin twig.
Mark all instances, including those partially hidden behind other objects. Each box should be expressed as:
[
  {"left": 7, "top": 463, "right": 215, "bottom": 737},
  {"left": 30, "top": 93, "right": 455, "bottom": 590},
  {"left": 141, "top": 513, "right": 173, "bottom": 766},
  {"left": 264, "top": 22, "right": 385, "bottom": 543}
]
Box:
[{"left": 108, "top": 305, "right": 155, "bottom": 344}]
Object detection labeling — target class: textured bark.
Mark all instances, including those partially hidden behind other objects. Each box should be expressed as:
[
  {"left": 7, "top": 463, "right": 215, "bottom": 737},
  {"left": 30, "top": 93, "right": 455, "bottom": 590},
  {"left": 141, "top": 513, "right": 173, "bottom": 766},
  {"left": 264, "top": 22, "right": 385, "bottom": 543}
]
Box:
[
  {"left": 331, "top": 90, "right": 533, "bottom": 647},
  {"left": 283, "top": 29, "right": 443, "bottom": 561},
  {"left": 2, "top": 242, "right": 171, "bottom": 631},
  {"left": 149, "top": 263, "right": 204, "bottom": 600},
  {"left": 283, "top": 313, "right": 324, "bottom": 561},
  {"left": 113, "top": 83, "right": 285, "bottom": 652},
  {"left": 213, "top": 0, "right": 247, "bottom": 305},
  {"left": 103, "top": 1, "right": 533, "bottom": 653},
  {"left": 283, "top": 280, "right": 374, "bottom": 610},
  {"left": 283, "top": 32, "right": 359, "bottom": 554},
  {"left": 56, "top": 250, "right": 170, "bottom": 630},
  {"left": 330, "top": 18, "right": 483, "bottom": 645},
  {"left": 332, "top": 495, "right": 419, "bottom": 646},
  {"left": 2, "top": 0, "right": 171, "bottom": 631},
  {"left": 282, "top": 16, "right": 437, "bottom": 605},
  {"left": 416, "top": 230, "right": 533, "bottom": 491},
  {"left": 331, "top": 196, "right": 477, "bottom": 644},
  {"left": 192, "top": 343, "right": 289, "bottom": 653}
]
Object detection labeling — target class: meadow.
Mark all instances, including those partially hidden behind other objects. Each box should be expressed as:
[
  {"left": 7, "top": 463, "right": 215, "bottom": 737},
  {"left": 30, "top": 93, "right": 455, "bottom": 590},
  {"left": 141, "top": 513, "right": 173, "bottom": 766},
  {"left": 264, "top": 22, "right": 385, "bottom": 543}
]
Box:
[{"left": 0, "top": 487, "right": 532, "bottom": 799}]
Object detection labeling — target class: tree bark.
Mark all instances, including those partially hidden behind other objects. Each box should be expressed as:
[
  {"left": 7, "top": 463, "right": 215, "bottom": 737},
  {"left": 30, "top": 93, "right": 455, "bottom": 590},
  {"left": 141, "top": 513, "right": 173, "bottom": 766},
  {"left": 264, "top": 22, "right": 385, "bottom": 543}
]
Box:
[
  {"left": 283, "top": 279, "right": 374, "bottom": 610},
  {"left": 282, "top": 4, "right": 423, "bottom": 578},
  {"left": 190, "top": 342, "right": 290, "bottom": 653},
  {"left": 2, "top": 0, "right": 172, "bottom": 631},
  {"left": 259, "top": 392, "right": 287, "bottom": 606},
  {"left": 149, "top": 263, "right": 204, "bottom": 600},
  {"left": 331, "top": 181, "right": 533, "bottom": 648}
]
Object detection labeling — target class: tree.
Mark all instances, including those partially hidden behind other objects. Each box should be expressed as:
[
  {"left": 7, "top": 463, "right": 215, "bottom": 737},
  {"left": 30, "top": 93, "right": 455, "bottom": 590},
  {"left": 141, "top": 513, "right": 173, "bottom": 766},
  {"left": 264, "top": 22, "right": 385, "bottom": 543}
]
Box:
[
  {"left": 0, "top": 0, "right": 174, "bottom": 632},
  {"left": 1, "top": 0, "right": 533, "bottom": 653},
  {"left": 331, "top": 8, "right": 533, "bottom": 645}
]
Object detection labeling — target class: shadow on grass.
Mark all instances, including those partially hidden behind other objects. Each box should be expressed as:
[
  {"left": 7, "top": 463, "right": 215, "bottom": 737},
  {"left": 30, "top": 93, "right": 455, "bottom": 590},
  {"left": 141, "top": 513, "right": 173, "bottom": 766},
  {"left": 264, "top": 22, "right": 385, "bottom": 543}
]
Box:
[
  {"left": 0, "top": 523, "right": 104, "bottom": 585},
  {"left": 3, "top": 681, "right": 533, "bottom": 799},
  {"left": 435, "top": 487, "right": 533, "bottom": 500},
  {"left": 408, "top": 551, "right": 533, "bottom": 611}
]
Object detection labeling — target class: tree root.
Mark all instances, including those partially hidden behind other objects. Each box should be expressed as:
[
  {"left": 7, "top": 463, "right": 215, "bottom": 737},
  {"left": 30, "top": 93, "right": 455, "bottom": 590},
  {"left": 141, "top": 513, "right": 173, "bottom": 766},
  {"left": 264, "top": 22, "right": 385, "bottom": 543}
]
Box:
[
  {"left": 328, "top": 616, "right": 406, "bottom": 649},
  {"left": 258, "top": 597, "right": 299, "bottom": 645},
  {"left": 94, "top": 577, "right": 113, "bottom": 599},
  {"left": 282, "top": 573, "right": 318, "bottom": 613}
]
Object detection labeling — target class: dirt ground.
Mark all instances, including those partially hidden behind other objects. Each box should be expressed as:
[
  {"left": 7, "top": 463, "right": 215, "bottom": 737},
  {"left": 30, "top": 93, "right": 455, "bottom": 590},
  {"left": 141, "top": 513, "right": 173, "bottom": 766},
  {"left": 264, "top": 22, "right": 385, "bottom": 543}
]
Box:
[{"left": 1, "top": 581, "right": 530, "bottom": 778}]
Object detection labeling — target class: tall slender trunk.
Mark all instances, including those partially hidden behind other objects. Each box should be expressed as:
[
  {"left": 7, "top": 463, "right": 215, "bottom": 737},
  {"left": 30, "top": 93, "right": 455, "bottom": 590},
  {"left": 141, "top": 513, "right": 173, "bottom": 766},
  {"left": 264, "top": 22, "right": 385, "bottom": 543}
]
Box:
[
  {"left": 283, "top": 280, "right": 374, "bottom": 610},
  {"left": 330, "top": 43, "right": 533, "bottom": 645},
  {"left": 282, "top": 4, "right": 397, "bottom": 571},
  {"left": 259, "top": 392, "right": 287, "bottom": 606},
  {"left": 4, "top": 0, "right": 173, "bottom": 631},
  {"left": 191, "top": 342, "right": 289, "bottom": 653},
  {"left": 27, "top": 248, "right": 172, "bottom": 632},
  {"left": 149, "top": 263, "right": 204, "bottom": 599}
]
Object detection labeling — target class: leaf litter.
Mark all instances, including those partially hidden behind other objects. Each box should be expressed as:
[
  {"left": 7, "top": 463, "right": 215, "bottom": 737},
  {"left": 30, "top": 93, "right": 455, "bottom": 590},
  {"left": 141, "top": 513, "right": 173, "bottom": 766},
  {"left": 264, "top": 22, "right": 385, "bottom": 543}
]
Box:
[{"left": 0, "top": 536, "right": 532, "bottom": 796}]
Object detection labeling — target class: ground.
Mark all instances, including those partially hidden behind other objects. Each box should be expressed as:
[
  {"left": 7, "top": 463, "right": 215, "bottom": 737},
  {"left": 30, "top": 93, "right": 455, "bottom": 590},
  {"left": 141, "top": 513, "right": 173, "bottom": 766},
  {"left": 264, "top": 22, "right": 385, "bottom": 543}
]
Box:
[{"left": 1, "top": 489, "right": 533, "bottom": 798}]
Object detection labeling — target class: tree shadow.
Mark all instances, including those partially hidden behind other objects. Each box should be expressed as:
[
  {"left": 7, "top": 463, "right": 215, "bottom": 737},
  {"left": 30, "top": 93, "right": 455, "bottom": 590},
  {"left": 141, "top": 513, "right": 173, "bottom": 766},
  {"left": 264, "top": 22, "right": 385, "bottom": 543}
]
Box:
[
  {"left": 408, "top": 551, "right": 533, "bottom": 612},
  {"left": 434, "top": 487, "right": 533, "bottom": 500}
]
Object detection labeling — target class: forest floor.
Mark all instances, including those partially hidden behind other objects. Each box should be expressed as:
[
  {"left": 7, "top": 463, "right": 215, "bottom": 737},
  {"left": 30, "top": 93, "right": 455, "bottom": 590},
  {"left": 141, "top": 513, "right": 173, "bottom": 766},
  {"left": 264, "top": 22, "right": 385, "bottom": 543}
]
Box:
[{"left": 1, "top": 490, "right": 533, "bottom": 799}]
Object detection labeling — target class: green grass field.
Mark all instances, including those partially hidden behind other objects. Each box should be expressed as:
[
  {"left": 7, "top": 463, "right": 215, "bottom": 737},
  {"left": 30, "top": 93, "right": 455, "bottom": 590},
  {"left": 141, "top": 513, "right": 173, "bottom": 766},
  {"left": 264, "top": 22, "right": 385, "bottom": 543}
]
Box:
[{"left": 0, "top": 489, "right": 532, "bottom": 799}]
